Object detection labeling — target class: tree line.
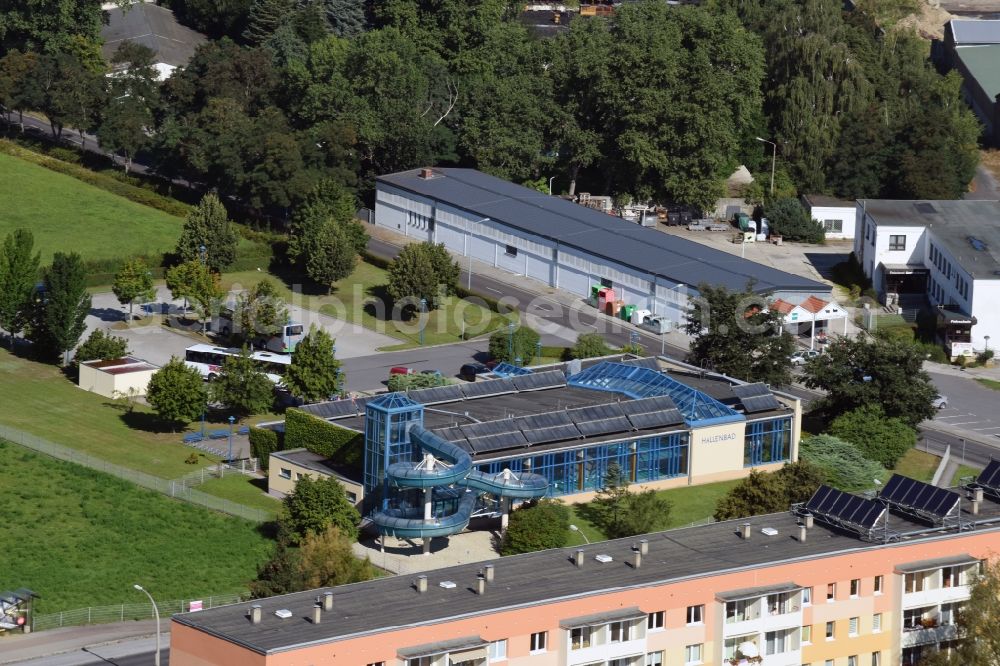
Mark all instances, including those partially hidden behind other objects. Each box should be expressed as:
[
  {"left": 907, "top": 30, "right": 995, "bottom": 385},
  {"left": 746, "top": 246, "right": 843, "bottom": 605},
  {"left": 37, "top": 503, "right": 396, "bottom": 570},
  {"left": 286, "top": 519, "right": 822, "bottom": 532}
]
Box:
[{"left": 2, "top": 0, "right": 978, "bottom": 221}]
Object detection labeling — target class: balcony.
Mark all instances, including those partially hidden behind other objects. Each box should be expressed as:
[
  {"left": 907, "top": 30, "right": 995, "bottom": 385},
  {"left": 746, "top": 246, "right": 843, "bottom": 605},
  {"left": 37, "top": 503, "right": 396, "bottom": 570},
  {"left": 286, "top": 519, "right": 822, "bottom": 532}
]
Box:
[
  {"left": 903, "top": 585, "right": 971, "bottom": 608},
  {"left": 762, "top": 605, "right": 803, "bottom": 632},
  {"left": 901, "top": 623, "right": 959, "bottom": 648},
  {"left": 566, "top": 639, "right": 646, "bottom": 666},
  {"left": 722, "top": 650, "right": 800, "bottom": 666}
]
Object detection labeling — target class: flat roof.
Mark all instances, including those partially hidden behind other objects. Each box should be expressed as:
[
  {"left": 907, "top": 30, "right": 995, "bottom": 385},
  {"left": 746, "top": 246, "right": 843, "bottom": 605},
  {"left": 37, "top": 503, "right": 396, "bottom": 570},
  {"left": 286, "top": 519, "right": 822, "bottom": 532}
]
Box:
[
  {"left": 173, "top": 499, "right": 1000, "bottom": 655},
  {"left": 270, "top": 449, "right": 361, "bottom": 485},
  {"left": 956, "top": 44, "right": 1000, "bottom": 103},
  {"left": 101, "top": 3, "right": 207, "bottom": 67},
  {"left": 859, "top": 199, "right": 1000, "bottom": 280},
  {"left": 802, "top": 194, "right": 854, "bottom": 209},
  {"left": 949, "top": 19, "right": 1000, "bottom": 45},
  {"left": 82, "top": 357, "right": 158, "bottom": 373},
  {"left": 378, "top": 168, "right": 830, "bottom": 295}
]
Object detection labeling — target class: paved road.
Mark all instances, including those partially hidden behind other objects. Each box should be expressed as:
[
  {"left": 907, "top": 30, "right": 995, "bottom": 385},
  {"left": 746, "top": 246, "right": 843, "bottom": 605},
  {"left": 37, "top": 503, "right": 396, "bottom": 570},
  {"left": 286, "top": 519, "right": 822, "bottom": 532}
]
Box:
[
  {"left": 927, "top": 371, "right": 1000, "bottom": 440},
  {"left": 966, "top": 164, "right": 1000, "bottom": 201}
]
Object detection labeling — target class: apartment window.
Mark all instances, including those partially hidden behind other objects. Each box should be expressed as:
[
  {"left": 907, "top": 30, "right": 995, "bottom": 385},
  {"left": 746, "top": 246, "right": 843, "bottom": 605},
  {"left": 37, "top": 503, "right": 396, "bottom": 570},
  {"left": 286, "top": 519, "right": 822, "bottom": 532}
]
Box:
[
  {"left": 802, "top": 587, "right": 812, "bottom": 605},
  {"left": 726, "top": 599, "right": 758, "bottom": 623},
  {"left": 801, "top": 625, "right": 813, "bottom": 644},
  {"left": 366, "top": 662, "right": 385, "bottom": 666},
  {"left": 529, "top": 631, "right": 547, "bottom": 653},
  {"left": 848, "top": 656, "right": 858, "bottom": 666},
  {"left": 849, "top": 617, "right": 859, "bottom": 636},
  {"left": 345, "top": 491, "right": 357, "bottom": 503},
  {"left": 826, "top": 661, "right": 834, "bottom": 666},
  {"left": 646, "top": 651, "right": 664, "bottom": 666},
  {"left": 872, "top": 652, "right": 882, "bottom": 666},
  {"left": 904, "top": 572, "right": 925, "bottom": 593},
  {"left": 826, "top": 621, "right": 835, "bottom": 640},
  {"left": 765, "top": 630, "right": 790, "bottom": 655},
  {"left": 610, "top": 660, "right": 632, "bottom": 666},
  {"left": 570, "top": 626, "right": 591, "bottom": 650},
  {"left": 873, "top": 613, "right": 882, "bottom": 633},
  {"left": 686, "top": 604, "right": 704, "bottom": 624},
  {"left": 408, "top": 658, "right": 431, "bottom": 666},
  {"left": 827, "top": 583, "right": 836, "bottom": 602},
  {"left": 823, "top": 219, "right": 843, "bottom": 233},
  {"left": 850, "top": 578, "right": 860, "bottom": 597},
  {"left": 889, "top": 235, "right": 906, "bottom": 251},
  {"left": 943, "top": 565, "right": 964, "bottom": 588},
  {"left": 874, "top": 575, "right": 883, "bottom": 594},
  {"left": 504, "top": 244, "right": 517, "bottom": 257},
  {"left": 487, "top": 640, "right": 506, "bottom": 661},
  {"left": 684, "top": 644, "right": 703, "bottom": 664},
  {"left": 647, "top": 611, "right": 664, "bottom": 630},
  {"left": 279, "top": 467, "right": 291, "bottom": 479},
  {"left": 609, "top": 620, "right": 632, "bottom": 642}
]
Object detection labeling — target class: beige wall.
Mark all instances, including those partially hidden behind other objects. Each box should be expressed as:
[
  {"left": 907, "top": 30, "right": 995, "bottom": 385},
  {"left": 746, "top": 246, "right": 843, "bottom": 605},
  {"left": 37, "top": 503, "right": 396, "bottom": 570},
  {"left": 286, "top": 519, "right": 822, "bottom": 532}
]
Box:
[
  {"left": 77, "top": 365, "right": 156, "bottom": 399},
  {"left": 689, "top": 421, "right": 746, "bottom": 479},
  {"left": 267, "top": 455, "right": 364, "bottom": 505}
]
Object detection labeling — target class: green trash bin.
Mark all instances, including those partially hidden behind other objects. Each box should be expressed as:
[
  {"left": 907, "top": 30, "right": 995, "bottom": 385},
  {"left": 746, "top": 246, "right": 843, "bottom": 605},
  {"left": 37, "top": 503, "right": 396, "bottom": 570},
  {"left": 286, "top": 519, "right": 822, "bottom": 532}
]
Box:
[
  {"left": 589, "top": 284, "right": 602, "bottom": 307},
  {"left": 620, "top": 304, "right": 636, "bottom": 321}
]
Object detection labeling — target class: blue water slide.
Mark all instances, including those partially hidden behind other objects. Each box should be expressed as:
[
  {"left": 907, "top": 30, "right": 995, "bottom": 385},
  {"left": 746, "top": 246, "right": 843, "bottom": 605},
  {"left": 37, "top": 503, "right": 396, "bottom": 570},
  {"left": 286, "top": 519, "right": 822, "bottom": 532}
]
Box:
[{"left": 370, "top": 425, "right": 548, "bottom": 539}]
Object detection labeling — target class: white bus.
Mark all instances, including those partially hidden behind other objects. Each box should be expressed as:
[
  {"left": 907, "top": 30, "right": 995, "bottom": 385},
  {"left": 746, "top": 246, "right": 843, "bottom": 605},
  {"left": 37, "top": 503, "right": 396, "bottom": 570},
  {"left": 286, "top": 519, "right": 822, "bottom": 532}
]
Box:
[
  {"left": 183, "top": 344, "right": 291, "bottom": 384},
  {"left": 211, "top": 307, "right": 305, "bottom": 354}
]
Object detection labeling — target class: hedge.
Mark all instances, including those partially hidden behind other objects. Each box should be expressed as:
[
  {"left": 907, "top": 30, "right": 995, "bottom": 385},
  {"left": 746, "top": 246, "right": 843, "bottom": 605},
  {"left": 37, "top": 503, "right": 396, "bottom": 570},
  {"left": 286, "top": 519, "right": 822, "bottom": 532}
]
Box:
[
  {"left": 284, "top": 408, "right": 363, "bottom": 463},
  {"left": 249, "top": 426, "right": 280, "bottom": 470}
]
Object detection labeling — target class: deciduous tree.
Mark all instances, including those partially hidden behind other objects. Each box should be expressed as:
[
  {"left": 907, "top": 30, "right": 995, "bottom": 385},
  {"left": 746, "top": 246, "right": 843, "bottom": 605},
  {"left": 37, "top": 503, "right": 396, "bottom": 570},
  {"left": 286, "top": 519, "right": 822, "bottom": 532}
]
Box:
[
  {"left": 281, "top": 475, "right": 361, "bottom": 543},
  {"left": 714, "top": 461, "right": 823, "bottom": 521},
  {"left": 73, "top": 329, "right": 129, "bottom": 367},
  {"left": 174, "top": 193, "right": 239, "bottom": 272},
  {"left": 571, "top": 332, "right": 612, "bottom": 360},
  {"left": 234, "top": 278, "right": 287, "bottom": 345},
  {"left": 297, "top": 525, "right": 375, "bottom": 589},
  {"left": 165, "top": 260, "right": 223, "bottom": 329},
  {"left": 386, "top": 242, "right": 459, "bottom": 310},
  {"left": 828, "top": 405, "right": 917, "bottom": 469},
  {"left": 283, "top": 326, "right": 343, "bottom": 403},
  {"left": 286, "top": 194, "right": 359, "bottom": 291},
  {"left": 146, "top": 357, "right": 208, "bottom": 430},
  {"left": 210, "top": 346, "right": 275, "bottom": 416},
  {"left": 488, "top": 324, "right": 540, "bottom": 365},
  {"left": 500, "top": 499, "right": 569, "bottom": 555},
  {"left": 112, "top": 257, "right": 155, "bottom": 320}
]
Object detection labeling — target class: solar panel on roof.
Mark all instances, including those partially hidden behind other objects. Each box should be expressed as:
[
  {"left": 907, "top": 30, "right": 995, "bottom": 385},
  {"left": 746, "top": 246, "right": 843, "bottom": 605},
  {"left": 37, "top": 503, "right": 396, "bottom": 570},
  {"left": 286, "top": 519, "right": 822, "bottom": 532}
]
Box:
[
  {"left": 977, "top": 459, "right": 1000, "bottom": 490},
  {"left": 460, "top": 420, "right": 519, "bottom": 439},
  {"left": 731, "top": 383, "right": 771, "bottom": 398},
  {"left": 522, "top": 424, "right": 581, "bottom": 445},
  {"left": 434, "top": 426, "right": 467, "bottom": 442},
  {"left": 619, "top": 395, "right": 679, "bottom": 415},
  {"left": 406, "top": 384, "right": 464, "bottom": 405},
  {"left": 741, "top": 395, "right": 782, "bottom": 413},
  {"left": 516, "top": 411, "right": 574, "bottom": 430},
  {"left": 805, "top": 485, "right": 886, "bottom": 531},
  {"left": 626, "top": 410, "right": 685, "bottom": 430},
  {"left": 460, "top": 378, "right": 516, "bottom": 398},
  {"left": 621, "top": 357, "right": 659, "bottom": 370},
  {"left": 466, "top": 431, "right": 528, "bottom": 453},
  {"left": 571, "top": 403, "right": 626, "bottom": 422},
  {"left": 576, "top": 416, "right": 634, "bottom": 437},
  {"left": 881, "top": 474, "right": 960, "bottom": 519},
  {"left": 511, "top": 370, "right": 566, "bottom": 391}
]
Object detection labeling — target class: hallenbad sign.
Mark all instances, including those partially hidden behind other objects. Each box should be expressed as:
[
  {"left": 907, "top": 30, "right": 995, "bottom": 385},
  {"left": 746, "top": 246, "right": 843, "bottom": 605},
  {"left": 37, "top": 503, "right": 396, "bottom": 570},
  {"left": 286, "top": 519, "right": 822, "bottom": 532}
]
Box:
[{"left": 699, "top": 432, "right": 738, "bottom": 444}]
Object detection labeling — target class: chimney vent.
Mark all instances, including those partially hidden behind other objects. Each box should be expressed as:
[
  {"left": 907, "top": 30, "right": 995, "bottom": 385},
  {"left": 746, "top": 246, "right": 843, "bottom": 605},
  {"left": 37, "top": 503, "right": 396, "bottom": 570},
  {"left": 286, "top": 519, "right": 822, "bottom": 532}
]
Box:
[
  {"left": 804, "top": 513, "right": 814, "bottom": 529},
  {"left": 416, "top": 575, "right": 428, "bottom": 594},
  {"left": 798, "top": 524, "right": 808, "bottom": 543},
  {"left": 250, "top": 604, "right": 262, "bottom": 625},
  {"left": 972, "top": 499, "right": 981, "bottom": 515},
  {"left": 973, "top": 487, "right": 984, "bottom": 503},
  {"left": 639, "top": 539, "right": 648, "bottom": 555},
  {"left": 323, "top": 591, "right": 333, "bottom": 611},
  {"left": 483, "top": 564, "right": 495, "bottom": 583},
  {"left": 740, "top": 523, "right": 752, "bottom": 540},
  {"left": 419, "top": 168, "right": 434, "bottom": 179},
  {"left": 311, "top": 603, "right": 322, "bottom": 625},
  {"left": 476, "top": 575, "right": 486, "bottom": 596},
  {"left": 631, "top": 549, "right": 642, "bottom": 569},
  {"left": 574, "top": 549, "right": 585, "bottom": 567}
]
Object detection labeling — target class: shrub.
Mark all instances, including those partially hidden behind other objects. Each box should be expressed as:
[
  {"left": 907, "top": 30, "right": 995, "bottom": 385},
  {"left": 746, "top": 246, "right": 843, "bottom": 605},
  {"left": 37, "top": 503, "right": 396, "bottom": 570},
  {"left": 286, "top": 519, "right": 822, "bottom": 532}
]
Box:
[
  {"left": 282, "top": 476, "right": 361, "bottom": 543},
  {"left": 765, "top": 197, "right": 825, "bottom": 243},
  {"left": 500, "top": 499, "right": 570, "bottom": 555},
  {"left": 571, "top": 332, "right": 613, "bottom": 359},
  {"left": 828, "top": 405, "right": 917, "bottom": 468},
  {"left": 488, "top": 325, "right": 541, "bottom": 364},
  {"left": 284, "top": 408, "right": 362, "bottom": 465},
  {"left": 387, "top": 372, "right": 448, "bottom": 392},
  {"left": 799, "top": 434, "right": 884, "bottom": 492},
  {"left": 249, "top": 427, "right": 280, "bottom": 470},
  {"left": 185, "top": 453, "right": 200, "bottom": 465}
]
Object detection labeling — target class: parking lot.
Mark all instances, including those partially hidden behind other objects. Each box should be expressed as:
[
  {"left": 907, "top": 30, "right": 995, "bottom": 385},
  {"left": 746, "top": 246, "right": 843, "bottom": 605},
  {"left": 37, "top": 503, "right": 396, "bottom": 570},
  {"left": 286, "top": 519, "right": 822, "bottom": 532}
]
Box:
[{"left": 927, "top": 370, "right": 1000, "bottom": 440}]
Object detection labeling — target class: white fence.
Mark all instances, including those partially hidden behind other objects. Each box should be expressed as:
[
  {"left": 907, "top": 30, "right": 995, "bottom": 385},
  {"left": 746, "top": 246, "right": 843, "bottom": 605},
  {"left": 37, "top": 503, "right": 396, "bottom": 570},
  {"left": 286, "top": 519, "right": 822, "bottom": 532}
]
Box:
[{"left": 32, "top": 593, "right": 244, "bottom": 632}]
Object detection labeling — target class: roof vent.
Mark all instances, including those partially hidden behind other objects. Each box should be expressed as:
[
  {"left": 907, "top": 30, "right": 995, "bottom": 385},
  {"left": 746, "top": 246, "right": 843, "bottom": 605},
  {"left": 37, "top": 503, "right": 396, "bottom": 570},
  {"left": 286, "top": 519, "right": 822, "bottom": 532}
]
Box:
[
  {"left": 419, "top": 167, "right": 435, "bottom": 179},
  {"left": 274, "top": 609, "right": 293, "bottom": 619},
  {"left": 439, "top": 580, "right": 457, "bottom": 589},
  {"left": 249, "top": 604, "right": 262, "bottom": 625},
  {"left": 761, "top": 527, "right": 779, "bottom": 537},
  {"left": 968, "top": 236, "right": 988, "bottom": 252},
  {"left": 915, "top": 202, "right": 937, "bottom": 214},
  {"left": 594, "top": 554, "right": 613, "bottom": 563}
]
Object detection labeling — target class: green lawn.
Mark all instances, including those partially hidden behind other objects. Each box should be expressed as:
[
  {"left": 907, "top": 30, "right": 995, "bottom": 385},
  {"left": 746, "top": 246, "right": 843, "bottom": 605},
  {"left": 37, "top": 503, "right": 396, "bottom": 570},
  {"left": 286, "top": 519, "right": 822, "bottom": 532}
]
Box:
[
  {"left": 893, "top": 448, "right": 941, "bottom": 483},
  {"left": 0, "top": 349, "right": 221, "bottom": 479},
  {"left": 0, "top": 152, "right": 183, "bottom": 264},
  {"left": 951, "top": 464, "right": 981, "bottom": 487},
  {"left": 198, "top": 473, "right": 281, "bottom": 517},
  {"left": 223, "top": 263, "right": 514, "bottom": 348},
  {"left": 0, "top": 440, "right": 269, "bottom": 613},
  {"left": 975, "top": 378, "right": 1000, "bottom": 391}
]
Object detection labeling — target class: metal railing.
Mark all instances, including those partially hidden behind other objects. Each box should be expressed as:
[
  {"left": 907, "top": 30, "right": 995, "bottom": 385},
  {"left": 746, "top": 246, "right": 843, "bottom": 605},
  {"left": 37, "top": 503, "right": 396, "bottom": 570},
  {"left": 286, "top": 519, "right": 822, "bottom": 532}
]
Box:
[
  {"left": 31, "top": 593, "right": 244, "bottom": 632},
  {"left": 0, "top": 425, "right": 271, "bottom": 523}
]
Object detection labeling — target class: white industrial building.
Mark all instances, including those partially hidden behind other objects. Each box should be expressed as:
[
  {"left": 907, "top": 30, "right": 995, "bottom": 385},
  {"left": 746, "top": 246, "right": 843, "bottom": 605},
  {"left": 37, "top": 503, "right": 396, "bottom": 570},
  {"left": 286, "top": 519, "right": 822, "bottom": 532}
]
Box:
[
  {"left": 375, "top": 168, "right": 830, "bottom": 325},
  {"left": 802, "top": 194, "right": 856, "bottom": 240},
  {"left": 855, "top": 199, "right": 1000, "bottom": 357}
]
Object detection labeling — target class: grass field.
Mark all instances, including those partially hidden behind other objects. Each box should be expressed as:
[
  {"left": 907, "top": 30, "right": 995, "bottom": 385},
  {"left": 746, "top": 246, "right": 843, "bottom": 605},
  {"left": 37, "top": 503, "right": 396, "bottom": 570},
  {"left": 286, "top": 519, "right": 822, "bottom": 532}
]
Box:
[
  {"left": 975, "top": 378, "right": 1000, "bottom": 391},
  {"left": 197, "top": 473, "right": 281, "bottom": 518},
  {"left": 1, "top": 440, "right": 269, "bottom": 613},
  {"left": 0, "top": 349, "right": 222, "bottom": 479},
  {"left": 0, "top": 152, "right": 183, "bottom": 264},
  {"left": 223, "top": 263, "right": 513, "bottom": 349},
  {"left": 951, "top": 464, "right": 981, "bottom": 487},
  {"left": 893, "top": 448, "right": 941, "bottom": 482}
]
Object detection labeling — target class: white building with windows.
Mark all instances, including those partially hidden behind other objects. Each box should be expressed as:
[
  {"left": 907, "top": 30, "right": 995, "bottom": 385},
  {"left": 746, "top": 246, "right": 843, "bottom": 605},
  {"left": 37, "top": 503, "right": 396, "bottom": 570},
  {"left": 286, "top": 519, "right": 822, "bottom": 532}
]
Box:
[
  {"left": 375, "top": 168, "right": 831, "bottom": 326},
  {"left": 854, "top": 199, "right": 1000, "bottom": 356},
  {"left": 802, "top": 195, "right": 856, "bottom": 240}
]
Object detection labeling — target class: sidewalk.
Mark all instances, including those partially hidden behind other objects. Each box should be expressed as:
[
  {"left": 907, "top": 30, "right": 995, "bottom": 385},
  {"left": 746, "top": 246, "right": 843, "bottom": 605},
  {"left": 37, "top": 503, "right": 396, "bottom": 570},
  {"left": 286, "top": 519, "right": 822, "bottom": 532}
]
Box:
[
  {"left": 0, "top": 621, "right": 164, "bottom": 664},
  {"left": 923, "top": 360, "right": 1000, "bottom": 381}
]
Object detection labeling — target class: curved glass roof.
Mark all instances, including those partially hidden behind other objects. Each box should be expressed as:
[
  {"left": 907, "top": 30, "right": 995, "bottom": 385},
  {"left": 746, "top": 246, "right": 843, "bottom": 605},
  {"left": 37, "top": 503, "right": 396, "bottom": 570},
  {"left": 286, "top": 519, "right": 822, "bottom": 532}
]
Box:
[{"left": 366, "top": 392, "right": 423, "bottom": 413}]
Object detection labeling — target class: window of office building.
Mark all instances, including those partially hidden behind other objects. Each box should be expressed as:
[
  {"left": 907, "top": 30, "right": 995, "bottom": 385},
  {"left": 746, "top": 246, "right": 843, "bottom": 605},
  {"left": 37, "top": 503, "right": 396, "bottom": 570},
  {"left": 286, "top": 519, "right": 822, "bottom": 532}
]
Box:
[
  {"left": 889, "top": 235, "right": 906, "bottom": 251},
  {"left": 827, "top": 583, "right": 836, "bottom": 601},
  {"left": 684, "top": 644, "right": 702, "bottom": 664},
  {"left": 530, "top": 632, "right": 547, "bottom": 652},
  {"left": 850, "top": 579, "right": 860, "bottom": 597},
  {"left": 570, "top": 626, "right": 592, "bottom": 650},
  {"left": 687, "top": 605, "right": 704, "bottom": 624},
  {"left": 647, "top": 611, "right": 664, "bottom": 630},
  {"left": 744, "top": 417, "right": 792, "bottom": 466}
]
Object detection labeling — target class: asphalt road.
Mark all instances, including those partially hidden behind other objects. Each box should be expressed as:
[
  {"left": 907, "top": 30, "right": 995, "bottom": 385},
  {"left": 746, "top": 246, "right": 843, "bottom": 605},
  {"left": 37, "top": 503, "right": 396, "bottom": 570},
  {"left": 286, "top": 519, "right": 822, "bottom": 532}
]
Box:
[
  {"left": 927, "top": 371, "right": 1000, "bottom": 440},
  {"left": 10, "top": 636, "right": 167, "bottom": 666}
]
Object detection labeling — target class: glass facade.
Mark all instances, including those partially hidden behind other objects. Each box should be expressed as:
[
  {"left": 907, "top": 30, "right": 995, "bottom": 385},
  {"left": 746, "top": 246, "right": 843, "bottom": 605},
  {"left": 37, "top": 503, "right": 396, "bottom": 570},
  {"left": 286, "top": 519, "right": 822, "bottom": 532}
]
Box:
[
  {"left": 744, "top": 417, "right": 792, "bottom": 467},
  {"left": 363, "top": 395, "right": 424, "bottom": 508},
  {"left": 476, "top": 432, "right": 689, "bottom": 497}
]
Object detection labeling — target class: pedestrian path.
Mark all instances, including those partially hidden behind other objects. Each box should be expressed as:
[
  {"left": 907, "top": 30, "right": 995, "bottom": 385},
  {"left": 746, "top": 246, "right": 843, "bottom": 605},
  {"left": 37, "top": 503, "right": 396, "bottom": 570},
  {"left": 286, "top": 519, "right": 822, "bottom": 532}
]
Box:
[{"left": 0, "top": 621, "right": 162, "bottom": 664}]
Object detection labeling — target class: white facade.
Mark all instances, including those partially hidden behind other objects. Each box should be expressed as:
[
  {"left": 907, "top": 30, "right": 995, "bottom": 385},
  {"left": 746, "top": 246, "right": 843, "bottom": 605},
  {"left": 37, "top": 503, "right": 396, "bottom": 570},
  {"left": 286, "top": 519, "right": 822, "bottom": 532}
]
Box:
[
  {"left": 375, "top": 183, "right": 693, "bottom": 325},
  {"left": 854, "top": 203, "right": 1000, "bottom": 352},
  {"left": 804, "top": 200, "right": 856, "bottom": 240}
]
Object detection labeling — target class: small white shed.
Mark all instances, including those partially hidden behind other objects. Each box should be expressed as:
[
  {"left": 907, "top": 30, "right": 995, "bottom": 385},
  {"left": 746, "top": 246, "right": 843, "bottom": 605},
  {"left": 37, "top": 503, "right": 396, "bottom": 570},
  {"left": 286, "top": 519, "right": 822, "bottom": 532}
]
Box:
[
  {"left": 78, "top": 356, "right": 159, "bottom": 399},
  {"left": 802, "top": 194, "right": 856, "bottom": 240}
]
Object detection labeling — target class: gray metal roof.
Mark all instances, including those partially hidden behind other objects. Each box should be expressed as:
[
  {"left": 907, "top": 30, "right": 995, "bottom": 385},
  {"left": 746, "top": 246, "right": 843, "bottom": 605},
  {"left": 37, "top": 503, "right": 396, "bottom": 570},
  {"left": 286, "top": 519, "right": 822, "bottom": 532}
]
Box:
[
  {"left": 949, "top": 19, "right": 1000, "bottom": 44},
  {"left": 859, "top": 199, "right": 1000, "bottom": 280},
  {"left": 378, "top": 169, "right": 830, "bottom": 295},
  {"left": 172, "top": 501, "right": 1000, "bottom": 655},
  {"left": 101, "top": 4, "right": 207, "bottom": 68},
  {"left": 802, "top": 194, "right": 855, "bottom": 209}
]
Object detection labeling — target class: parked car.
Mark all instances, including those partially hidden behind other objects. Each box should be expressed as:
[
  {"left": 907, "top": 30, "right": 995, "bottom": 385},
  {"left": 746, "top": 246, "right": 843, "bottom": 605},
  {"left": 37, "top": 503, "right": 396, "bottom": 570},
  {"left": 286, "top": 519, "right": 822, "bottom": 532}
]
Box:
[
  {"left": 789, "top": 350, "right": 821, "bottom": 366},
  {"left": 459, "top": 363, "right": 490, "bottom": 382},
  {"left": 420, "top": 369, "right": 442, "bottom": 377},
  {"left": 389, "top": 366, "right": 415, "bottom": 376},
  {"left": 932, "top": 394, "right": 949, "bottom": 409}
]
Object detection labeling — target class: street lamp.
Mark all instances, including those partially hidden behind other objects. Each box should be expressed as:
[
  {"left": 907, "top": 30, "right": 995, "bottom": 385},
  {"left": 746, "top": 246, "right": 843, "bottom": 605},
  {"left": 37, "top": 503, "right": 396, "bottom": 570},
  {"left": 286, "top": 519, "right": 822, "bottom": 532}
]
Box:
[
  {"left": 133, "top": 585, "right": 161, "bottom": 666},
  {"left": 985, "top": 335, "right": 991, "bottom": 352},
  {"left": 755, "top": 137, "right": 777, "bottom": 196},
  {"left": 227, "top": 415, "right": 235, "bottom": 464},
  {"left": 419, "top": 298, "right": 428, "bottom": 346},
  {"left": 508, "top": 322, "right": 516, "bottom": 360},
  {"left": 548, "top": 176, "right": 556, "bottom": 196},
  {"left": 198, "top": 244, "right": 207, "bottom": 266},
  {"left": 569, "top": 524, "right": 590, "bottom": 544}
]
